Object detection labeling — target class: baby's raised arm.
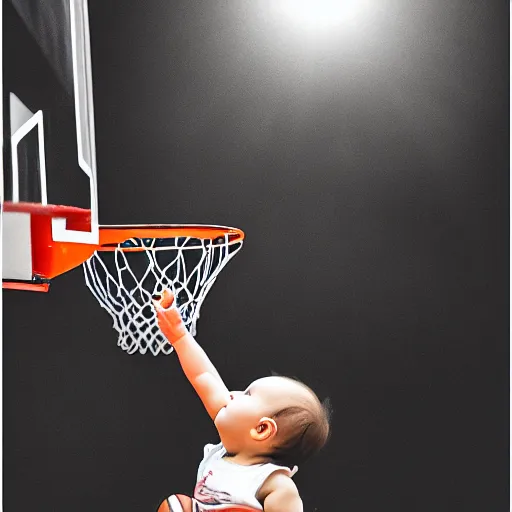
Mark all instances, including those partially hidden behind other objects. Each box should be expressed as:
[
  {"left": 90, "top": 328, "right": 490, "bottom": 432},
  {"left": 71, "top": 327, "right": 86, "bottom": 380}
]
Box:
[{"left": 154, "top": 290, "right": 230, "bottom": 420}]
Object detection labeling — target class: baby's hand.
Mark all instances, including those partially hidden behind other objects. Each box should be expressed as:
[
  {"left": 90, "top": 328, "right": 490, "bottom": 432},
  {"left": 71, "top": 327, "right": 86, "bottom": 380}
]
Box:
[{"left": 153, "top": 289, "right": 188, "bottom": 344}]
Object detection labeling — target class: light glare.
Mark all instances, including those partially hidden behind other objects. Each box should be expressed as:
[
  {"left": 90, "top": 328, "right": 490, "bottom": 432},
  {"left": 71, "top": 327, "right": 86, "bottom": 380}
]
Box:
[{"left": 276, "top": 0, "right": 363, "bottom": 29}]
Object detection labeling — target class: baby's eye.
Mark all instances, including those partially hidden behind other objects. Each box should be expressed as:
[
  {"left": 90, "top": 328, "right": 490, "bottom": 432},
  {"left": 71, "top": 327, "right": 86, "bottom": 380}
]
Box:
[{"left": 244, "top": 390, "right": 251, "bottom": 396}]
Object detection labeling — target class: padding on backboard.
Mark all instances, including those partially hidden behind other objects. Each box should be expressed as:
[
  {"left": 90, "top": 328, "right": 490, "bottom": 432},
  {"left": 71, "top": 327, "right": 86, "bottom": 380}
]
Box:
[{"left": 2, "top": 211, "right": 33, "bottom": 281}]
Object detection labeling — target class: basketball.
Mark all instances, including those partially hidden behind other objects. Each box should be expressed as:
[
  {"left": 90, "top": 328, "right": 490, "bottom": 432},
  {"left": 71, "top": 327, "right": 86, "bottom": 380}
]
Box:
[
  {"left": 157, "top": 495, "right": 261, "bottom": 512},
  {"left": 157, "top": 494, "right": 192, "bottom": 512}
]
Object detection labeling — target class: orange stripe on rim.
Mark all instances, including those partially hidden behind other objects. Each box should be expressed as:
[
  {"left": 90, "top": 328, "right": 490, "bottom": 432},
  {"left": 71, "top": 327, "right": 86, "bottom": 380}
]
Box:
[
  {"left": 97, "top": 225, "right": 245, "bottom": 251},
  {"left": 2, "top": 281, "right": 50, "bottom": 292}
]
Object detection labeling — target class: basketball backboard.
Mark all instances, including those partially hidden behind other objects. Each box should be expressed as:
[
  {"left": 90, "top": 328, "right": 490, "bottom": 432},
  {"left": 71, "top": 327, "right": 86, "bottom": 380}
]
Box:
[{"left": 3, "top": 0, "right": 99, "bottom": 287}]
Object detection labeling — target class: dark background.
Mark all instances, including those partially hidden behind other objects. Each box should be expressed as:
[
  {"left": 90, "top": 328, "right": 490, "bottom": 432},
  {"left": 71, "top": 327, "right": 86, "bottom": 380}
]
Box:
[{"left": 3, "top": 1, "right": 509, "bottom": 511}]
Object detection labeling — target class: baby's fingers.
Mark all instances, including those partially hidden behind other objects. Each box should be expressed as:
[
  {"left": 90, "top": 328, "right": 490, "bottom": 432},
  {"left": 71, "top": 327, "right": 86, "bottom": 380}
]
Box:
[
  {"left": 159, "top": 288, "right": 175, "bottom": 309},
  {"left": 151, "top": 289, "right": 175, "bottom": 310},
  {"left": 161, "top": 288, "right": 175, "bottom": 308}
]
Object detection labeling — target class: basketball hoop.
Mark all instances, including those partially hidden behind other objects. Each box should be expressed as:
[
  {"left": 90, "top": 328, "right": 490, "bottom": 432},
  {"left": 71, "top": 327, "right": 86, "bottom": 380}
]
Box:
[
  {"left": 2, "top": 202, "right": 244, "bottom": 356},
  {"left": 83, "top": 225, "right": 244, "bottom": 356}
]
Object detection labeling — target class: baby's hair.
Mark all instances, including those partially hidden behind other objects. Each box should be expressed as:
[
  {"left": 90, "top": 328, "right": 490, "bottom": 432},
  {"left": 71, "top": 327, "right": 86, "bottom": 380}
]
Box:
[{"left": 264, "top": 373, "right": 332, "bottom": 467}]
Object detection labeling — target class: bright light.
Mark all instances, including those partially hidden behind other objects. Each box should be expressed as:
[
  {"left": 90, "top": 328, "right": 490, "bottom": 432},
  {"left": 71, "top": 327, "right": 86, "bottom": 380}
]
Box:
[{"left": 275, "top": 0, "right": 364, "bottom": 30}]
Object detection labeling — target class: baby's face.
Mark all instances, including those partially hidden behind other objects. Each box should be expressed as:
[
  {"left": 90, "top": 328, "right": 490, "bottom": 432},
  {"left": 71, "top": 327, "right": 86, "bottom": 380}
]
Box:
[{"left": 214, "top": 376, "right": 313, "bottom": 450}]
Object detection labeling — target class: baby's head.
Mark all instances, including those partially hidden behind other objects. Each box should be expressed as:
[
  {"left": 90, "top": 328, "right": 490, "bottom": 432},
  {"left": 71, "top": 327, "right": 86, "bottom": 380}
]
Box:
[{"left": 214, "top": 376, "right": 331, "bottom": 467}]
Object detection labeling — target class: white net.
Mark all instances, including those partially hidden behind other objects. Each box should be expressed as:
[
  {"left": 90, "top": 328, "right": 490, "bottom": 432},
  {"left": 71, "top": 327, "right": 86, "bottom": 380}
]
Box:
[{"left": 83, "top": 233, "right": 243, "bottom": 355}]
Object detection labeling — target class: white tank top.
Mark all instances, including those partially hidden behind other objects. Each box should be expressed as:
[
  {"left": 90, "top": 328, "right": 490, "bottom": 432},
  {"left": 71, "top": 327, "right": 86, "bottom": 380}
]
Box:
[{"left": 193, "top": 443, "right": 298, "bottom": 511}]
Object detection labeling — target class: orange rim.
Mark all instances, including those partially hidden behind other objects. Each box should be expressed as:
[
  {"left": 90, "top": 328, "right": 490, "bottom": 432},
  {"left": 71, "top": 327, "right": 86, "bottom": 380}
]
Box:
[{"left": 96, "top": 225, "right": 245, "bottom": 251}]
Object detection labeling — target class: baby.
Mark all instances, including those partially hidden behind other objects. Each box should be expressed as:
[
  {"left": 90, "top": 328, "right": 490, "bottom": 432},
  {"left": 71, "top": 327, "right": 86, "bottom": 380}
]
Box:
[{"left": 154, "top": 290, "right": 330, "bottom": 512}]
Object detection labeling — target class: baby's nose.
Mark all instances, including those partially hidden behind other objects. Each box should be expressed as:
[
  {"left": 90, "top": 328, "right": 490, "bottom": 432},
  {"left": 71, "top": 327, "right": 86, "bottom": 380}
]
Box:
[{"left": 229, "top": 391, "right": 242, "bottom": 400}]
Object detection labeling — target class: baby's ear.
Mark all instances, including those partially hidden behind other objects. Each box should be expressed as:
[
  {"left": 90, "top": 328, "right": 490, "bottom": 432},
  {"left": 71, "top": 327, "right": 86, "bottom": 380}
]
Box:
[{"left": 250, "top": 417, "right": 277, "bottom": 441}]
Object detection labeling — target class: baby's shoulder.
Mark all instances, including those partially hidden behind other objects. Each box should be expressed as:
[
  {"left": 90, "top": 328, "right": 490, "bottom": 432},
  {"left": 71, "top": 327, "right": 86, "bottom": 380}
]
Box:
[{"left": 257, "top": 468, "right": 300, "bottom": 504}]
